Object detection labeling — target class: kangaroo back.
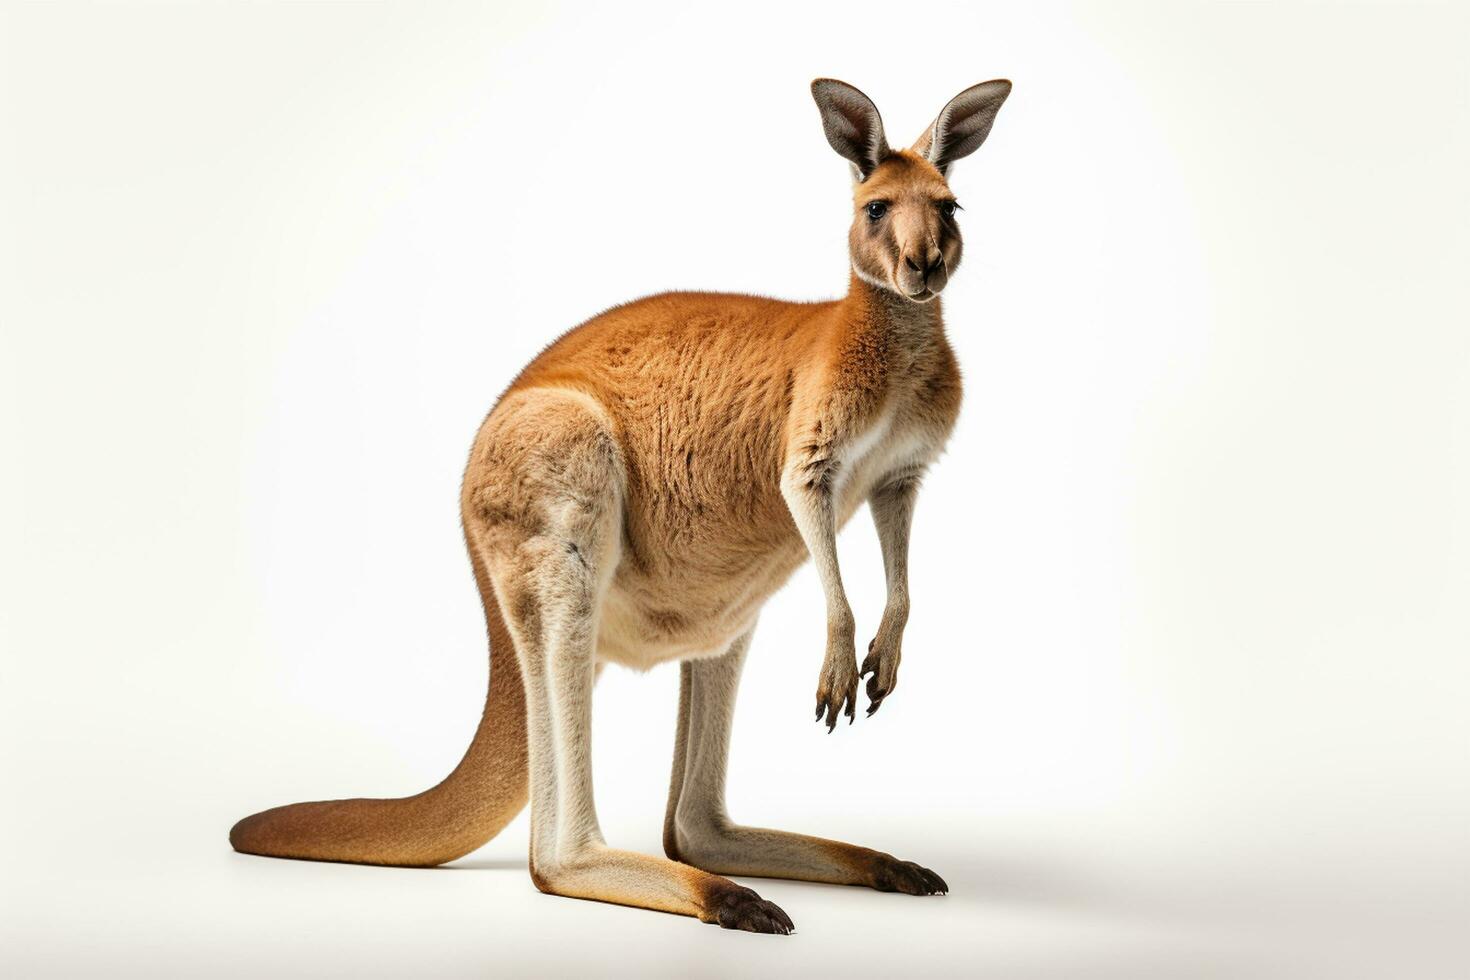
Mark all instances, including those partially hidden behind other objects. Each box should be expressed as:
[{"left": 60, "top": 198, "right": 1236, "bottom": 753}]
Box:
[{"left": 229, "top": 536, "right": 527, "bottom": 867}]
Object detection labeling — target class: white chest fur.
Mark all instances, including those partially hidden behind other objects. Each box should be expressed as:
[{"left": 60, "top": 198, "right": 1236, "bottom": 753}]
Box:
[{"left": 835, "top": 408, "right": 946, "bottom": 518}]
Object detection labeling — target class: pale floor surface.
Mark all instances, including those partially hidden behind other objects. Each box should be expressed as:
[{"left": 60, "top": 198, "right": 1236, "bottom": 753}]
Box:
[{"left": 3, "top": 813, "right": 1462, "bottom": 979}]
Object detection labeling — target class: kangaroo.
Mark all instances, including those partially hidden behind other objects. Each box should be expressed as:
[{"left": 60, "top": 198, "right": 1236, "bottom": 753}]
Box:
[{"left": 230, "top": 78, "right": 1011, "bottom": 934}]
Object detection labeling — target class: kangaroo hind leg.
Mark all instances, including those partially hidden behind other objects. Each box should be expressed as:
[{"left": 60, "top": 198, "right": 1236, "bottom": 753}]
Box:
[
  {"left": 466, "top": 388, "right": 793, "bottom": 933},
  {"left": 666, "top": 630, "right": 947, "bottom": 896}
]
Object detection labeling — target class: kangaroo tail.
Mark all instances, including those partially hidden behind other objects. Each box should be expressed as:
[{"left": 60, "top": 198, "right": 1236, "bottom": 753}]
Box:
[{"left": 229, "top": 542, "right": 527, "bottom": 868}]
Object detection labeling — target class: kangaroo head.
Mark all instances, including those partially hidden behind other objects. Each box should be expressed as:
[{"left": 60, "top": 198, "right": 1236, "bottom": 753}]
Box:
[{"left": 811, "top": 78, "right": 1011, "bottom": 303}]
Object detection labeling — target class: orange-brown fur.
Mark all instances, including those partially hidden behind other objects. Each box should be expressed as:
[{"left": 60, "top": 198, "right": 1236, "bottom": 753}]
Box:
[
  {"left": 231, "top": 78, "right": 1010, "bottom": 934},
  {"left": 492, "top": 277, "right": 960, "bottom": 670},
  {"left": 229, "top": 536, "right": 527, "bottom": 867}
]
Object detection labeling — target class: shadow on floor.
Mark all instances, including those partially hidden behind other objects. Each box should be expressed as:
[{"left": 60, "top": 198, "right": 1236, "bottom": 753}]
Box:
[
  {"left": 440, "top": 857, "right": 524, "bottom": 871},
  {"left": 442, "top": 848, "right": 1107, "bottom": 910}
]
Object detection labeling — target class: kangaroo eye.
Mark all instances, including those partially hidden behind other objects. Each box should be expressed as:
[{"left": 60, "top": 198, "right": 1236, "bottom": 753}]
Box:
[
  {"left": 940, "top": 200, "right": 959, "bottom": 219},
  {"left": 865, "top": 201, "right": 888, "bottom": 221}
]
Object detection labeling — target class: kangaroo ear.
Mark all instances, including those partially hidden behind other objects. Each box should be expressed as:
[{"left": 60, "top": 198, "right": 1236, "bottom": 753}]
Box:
[
  {"left": 811, "top": 79, "right": 891, "bottom": 181},
  {"left": 912, "top": 80, "right": 1012, "bottom": 176}
]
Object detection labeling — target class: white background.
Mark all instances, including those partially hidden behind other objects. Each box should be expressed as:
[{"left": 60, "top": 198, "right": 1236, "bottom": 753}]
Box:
[{"left": 2, "top": 2, "right": 1467, "bottom": 977}]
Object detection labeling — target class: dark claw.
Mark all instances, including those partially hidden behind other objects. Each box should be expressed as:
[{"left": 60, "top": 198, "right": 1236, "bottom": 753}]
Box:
[
  {"left": 817, "top": 660, "right": 859, "bottom": 732},
  {"left": 872, "top": 857, "right": 949, "bottom": 896},
  {"left": 778, "top": 906, "right": 796, "bottom": 932},
  {"left": 860, "top": 638, "right": 897, "bottom": 716},
  {"left": 711, "top": 885, "right": 795, "bottom": 935},
  {"left": 864, "top": 670, "right": 892, "bottom": 716}
]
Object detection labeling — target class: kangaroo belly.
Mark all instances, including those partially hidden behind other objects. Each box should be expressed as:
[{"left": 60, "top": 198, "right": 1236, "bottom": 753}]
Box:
[
  {"left": 594, "top": 422, "right": 939, "bottom": 670},
  {"left": 596, "top": 528, "right": 808, "bottom": 670}
]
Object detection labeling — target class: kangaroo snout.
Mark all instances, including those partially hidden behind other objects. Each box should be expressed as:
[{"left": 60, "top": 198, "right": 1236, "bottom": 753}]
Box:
[{"left": 900, "top": 250, "right": 946, "bottom": 298}]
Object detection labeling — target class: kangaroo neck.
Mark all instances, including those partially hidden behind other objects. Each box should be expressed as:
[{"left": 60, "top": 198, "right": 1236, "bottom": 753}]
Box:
[{"left": 837, "top": 272, "right": 945, "bottom": 344}]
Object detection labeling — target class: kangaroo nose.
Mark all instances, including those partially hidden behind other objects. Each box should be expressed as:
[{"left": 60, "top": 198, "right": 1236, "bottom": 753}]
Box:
[{"left": 906, "top": 252, "right": 942, "bottom": 279}]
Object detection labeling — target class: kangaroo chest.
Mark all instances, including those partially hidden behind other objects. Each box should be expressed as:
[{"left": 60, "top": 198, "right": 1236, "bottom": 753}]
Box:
[
  {"left": 833, "top": 401, "right": 949, "bottom": 520},
  {"left": 598, "top": 376, "right": 956, "bottom": 672}
]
